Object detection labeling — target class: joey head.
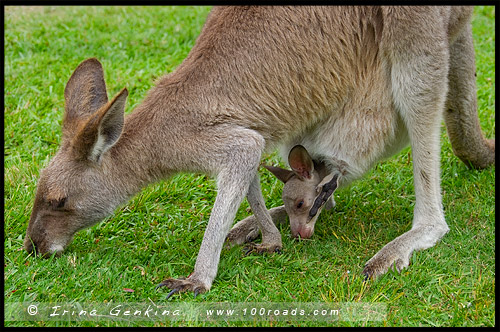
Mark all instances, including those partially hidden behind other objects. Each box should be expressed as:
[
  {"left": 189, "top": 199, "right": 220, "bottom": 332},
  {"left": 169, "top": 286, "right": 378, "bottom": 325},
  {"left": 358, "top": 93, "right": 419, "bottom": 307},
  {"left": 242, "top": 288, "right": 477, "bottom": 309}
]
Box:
[{"left": 265, "top": 145, "right": 339, "bottom": 239}]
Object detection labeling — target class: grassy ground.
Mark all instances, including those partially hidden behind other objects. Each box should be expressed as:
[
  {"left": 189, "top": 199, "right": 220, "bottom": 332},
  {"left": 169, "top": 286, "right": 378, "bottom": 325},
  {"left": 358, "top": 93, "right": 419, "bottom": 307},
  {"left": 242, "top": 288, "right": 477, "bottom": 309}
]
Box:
[{"left": 4, "top": 6, "right": 495, "bottom": 327}]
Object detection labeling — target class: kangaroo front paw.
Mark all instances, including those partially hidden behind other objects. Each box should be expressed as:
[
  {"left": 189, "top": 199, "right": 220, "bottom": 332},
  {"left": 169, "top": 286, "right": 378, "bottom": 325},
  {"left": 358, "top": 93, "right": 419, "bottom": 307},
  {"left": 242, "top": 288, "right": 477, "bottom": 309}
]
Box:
[
  {"left": 243, "top": 242, "right": 282, "bottom": 255},
  {"left": 226, "top": 215, "right": 260, "bottom": 246},
  {"left": 156, "top": 276, "right": 208, "bottom": 299},
  {"left": 362, "top": 250, "right": 411, "bottom": 280}
]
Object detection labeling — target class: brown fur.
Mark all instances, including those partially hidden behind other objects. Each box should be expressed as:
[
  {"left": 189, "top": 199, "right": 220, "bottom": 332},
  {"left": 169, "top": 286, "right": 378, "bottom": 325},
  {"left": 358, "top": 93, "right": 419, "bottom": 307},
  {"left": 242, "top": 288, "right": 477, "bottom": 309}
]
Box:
[{"left": 25, "top": 6, "right": 494, "bottom": 296}]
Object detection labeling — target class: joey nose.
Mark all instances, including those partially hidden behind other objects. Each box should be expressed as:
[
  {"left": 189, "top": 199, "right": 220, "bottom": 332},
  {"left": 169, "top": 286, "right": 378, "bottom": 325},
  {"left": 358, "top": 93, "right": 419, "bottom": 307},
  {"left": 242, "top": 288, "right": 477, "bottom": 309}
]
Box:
[{"left": 292, "top": 225, "right": 314, "bottom": 239}]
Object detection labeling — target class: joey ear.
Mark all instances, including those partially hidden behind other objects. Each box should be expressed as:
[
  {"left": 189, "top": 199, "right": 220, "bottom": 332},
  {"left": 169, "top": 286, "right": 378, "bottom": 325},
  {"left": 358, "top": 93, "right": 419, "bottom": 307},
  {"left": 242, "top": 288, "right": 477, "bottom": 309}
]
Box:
[
  {"left": 72, "top": 88, "right": 128, "bottom": 162},
  {"left": 263, "top": 165, "right": 295, "bottom": 183},
  {"left": 63, "top": 58, "right": 109, "bottom": 136},
  {"left": 309, "top": 174, "right": 339, "bottom": 220},
  {"left": 288, "top": 145, "right": 314, "bottom": 180}
]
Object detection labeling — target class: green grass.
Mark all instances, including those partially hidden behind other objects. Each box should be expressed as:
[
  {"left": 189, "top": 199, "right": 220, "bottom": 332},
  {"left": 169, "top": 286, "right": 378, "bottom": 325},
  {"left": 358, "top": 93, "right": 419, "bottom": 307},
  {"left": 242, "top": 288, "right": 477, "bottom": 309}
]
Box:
[{"left": 4, "top": 6, "right": 495, "bottom": 327}]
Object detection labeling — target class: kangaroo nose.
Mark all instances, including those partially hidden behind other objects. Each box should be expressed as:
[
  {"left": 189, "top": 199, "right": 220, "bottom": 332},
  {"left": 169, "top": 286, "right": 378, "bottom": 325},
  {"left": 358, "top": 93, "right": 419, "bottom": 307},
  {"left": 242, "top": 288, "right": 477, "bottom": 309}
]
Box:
[
  {"left": 23, "top": 237, "right": 63, "bottom": 258},
  {"left": 24, "top": 236, "right": 37, "bottom": 255}
]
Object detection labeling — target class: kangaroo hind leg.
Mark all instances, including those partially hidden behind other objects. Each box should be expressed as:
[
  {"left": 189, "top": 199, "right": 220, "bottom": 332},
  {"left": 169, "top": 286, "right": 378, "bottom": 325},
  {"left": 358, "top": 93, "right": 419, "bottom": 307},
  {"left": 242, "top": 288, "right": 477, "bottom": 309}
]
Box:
[
  {"left": 364, "top": 11, "right": 450, "bottom": 277},
  {"left": 444, "top": 23, "right": 495, "bottom": 169}
]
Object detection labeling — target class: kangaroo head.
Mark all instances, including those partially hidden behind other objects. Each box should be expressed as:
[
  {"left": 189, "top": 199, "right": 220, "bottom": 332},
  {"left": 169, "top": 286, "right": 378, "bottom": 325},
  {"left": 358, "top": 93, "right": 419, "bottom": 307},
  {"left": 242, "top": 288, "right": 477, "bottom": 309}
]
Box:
[
  {"left": 24, "top": 58, "right": 128, "bottom": 257},
  {"left": 265, "top": 145, "right": 339, "bottom": 239}
]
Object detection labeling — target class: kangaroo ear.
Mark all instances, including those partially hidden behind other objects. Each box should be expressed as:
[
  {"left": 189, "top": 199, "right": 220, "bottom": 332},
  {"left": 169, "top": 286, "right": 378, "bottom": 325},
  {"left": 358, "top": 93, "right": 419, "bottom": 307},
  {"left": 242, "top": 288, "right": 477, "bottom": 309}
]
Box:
[
  {"left": 71, "top": 88, "right": 128, "bottom": 163},
  {"left": 264, "top": 165, "right": 295, "bottom": 183},
  {"left": 63, "top": 58, "right": 109, "bottom": 137},
  {"left": 288, "top": 145, "right": 314, "bottom": 180}
]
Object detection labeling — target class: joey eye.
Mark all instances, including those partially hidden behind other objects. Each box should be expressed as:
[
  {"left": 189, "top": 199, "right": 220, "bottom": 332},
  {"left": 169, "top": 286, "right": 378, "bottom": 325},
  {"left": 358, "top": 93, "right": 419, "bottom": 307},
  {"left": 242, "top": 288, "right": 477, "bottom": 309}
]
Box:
[{"left": 296, "top": 200, "right": 304, "bottom": 209}]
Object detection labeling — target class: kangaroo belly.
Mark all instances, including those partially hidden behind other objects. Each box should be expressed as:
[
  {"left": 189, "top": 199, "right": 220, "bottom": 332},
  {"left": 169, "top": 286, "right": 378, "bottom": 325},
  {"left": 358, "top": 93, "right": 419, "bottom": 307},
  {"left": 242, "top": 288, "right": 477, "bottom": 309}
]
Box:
[{"left": 281, "top": 75, "right": 410, "bottom": 185}]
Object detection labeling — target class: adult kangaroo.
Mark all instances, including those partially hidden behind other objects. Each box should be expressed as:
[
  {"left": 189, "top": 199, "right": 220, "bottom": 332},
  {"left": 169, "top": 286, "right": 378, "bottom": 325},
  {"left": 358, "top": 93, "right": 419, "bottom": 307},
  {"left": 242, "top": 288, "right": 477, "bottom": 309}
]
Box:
[{"left": 25, "top": 6, "right": 494, "bottom": 297}]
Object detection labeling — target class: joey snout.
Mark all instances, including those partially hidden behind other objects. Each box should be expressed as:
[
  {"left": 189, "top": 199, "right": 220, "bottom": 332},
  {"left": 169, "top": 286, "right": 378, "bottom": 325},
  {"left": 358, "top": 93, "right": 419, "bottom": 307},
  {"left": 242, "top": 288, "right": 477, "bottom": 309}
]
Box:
[
  {"left": 291, "top": 224, "right": 315, "bottom": 239},
  {"left": 290, "top": 214, "right": 319, "bottom": 239}
]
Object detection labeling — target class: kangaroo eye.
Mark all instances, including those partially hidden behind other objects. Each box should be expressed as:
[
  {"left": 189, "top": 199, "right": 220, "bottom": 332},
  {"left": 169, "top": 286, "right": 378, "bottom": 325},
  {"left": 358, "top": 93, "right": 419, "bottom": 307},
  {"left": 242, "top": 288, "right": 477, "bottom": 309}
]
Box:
[
  {"left": 296, "top": 200, "right": 304, "bottom": 209},
  {"left": 50, "top": 197, "right": 67, "bottom": 210}
]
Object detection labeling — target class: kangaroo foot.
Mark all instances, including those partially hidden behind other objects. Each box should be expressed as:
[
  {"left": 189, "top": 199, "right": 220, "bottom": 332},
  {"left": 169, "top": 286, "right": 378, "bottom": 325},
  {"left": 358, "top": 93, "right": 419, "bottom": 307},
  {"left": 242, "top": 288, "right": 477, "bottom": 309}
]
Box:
[
  {"left": 156, "top": 276, "right": 207, "bottom": 299},
  {"left": 362, "top": 255, "right": 410, "bottom": 281},
  {"left": 362, "top": 244, "right": 412, "bottom": 280}
]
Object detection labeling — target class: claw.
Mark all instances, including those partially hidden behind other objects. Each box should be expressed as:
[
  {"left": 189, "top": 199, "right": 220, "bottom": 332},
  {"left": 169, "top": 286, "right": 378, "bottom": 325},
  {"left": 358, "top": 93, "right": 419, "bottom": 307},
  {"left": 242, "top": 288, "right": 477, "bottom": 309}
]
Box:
[
  {"left": 362, "top": 267, "right": 373, "bottom": 282},
  {"left": 243, "top": 244, "right": 255, "bottom": 255},
  {"left": 155, "top": 282, "right": 167, "bottom": 291},
  {"left": 165, "top": 288, "right": 179, "bottom": 300}
]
